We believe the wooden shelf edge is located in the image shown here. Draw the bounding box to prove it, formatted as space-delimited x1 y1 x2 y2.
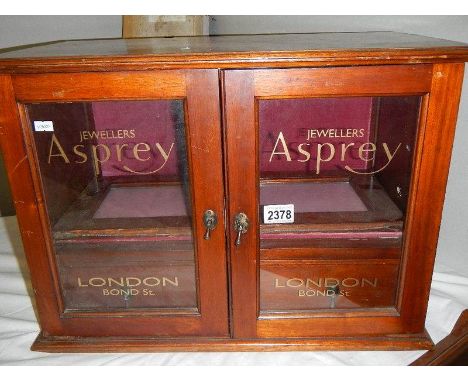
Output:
1 49 468 74
31 331 433 353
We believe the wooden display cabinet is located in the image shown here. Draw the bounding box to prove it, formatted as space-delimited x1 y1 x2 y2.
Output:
0 32 467 352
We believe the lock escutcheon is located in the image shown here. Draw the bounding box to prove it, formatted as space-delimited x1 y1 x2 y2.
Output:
233 212 249 246
203 209 218 240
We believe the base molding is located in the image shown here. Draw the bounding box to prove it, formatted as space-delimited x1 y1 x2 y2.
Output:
411 310 468 365
31 330 433 353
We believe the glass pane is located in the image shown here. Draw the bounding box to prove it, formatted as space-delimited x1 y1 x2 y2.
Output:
26 100 198 312
258 96 421 313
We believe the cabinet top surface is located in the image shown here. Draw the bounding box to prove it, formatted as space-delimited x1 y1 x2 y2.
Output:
0 32 467 72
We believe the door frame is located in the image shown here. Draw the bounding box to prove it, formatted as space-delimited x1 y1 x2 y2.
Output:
0 70 229 338
223 64 464 338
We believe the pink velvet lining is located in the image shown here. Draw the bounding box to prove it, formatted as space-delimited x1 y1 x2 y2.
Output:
260 182 367 212
93 185 189 219
94 182 365 219
90 182 398 242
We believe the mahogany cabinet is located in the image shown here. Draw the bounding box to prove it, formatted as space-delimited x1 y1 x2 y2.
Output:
0 32 467 352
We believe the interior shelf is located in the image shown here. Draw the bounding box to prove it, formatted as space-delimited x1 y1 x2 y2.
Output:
52 181 193 243
259 176 404 247
51 173 404 250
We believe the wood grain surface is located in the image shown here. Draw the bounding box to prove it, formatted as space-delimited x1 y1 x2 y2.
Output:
0 32 467 73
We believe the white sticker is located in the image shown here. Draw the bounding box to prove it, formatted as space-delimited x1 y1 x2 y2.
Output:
263 204 294 224
34 121 54 132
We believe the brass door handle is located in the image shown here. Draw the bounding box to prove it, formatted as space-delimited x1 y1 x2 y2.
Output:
203 209 218 240
233 212 249 246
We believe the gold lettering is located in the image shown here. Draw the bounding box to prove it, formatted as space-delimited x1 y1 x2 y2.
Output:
286 278 304 288
358 142 377 162
382 142 401 164
116 144 129 162
162 277 179 287
274 279 285 288
324 278 340 287
269 132 291 162
48 134 70 164
316 143 335 174
155 142 174 164
107 277 125 287
89 131 99 140
305 278 322 288
143 277 160 287
120 289 131 297
133 142 151 161
297 143 311 162
75 276 180 288
280 277 379 289
340 142 355 161
345 143 402 175
73 144 88 163
89 277 106 287
341 278 359 288
362 278 378 288
308 130 317 139
102 288 139 296
123 142 174 175
125 277 141 287
91 144 111 176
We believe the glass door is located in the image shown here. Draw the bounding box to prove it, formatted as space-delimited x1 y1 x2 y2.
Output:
258 96 419 312
17 70 228 337
224 66 433 338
